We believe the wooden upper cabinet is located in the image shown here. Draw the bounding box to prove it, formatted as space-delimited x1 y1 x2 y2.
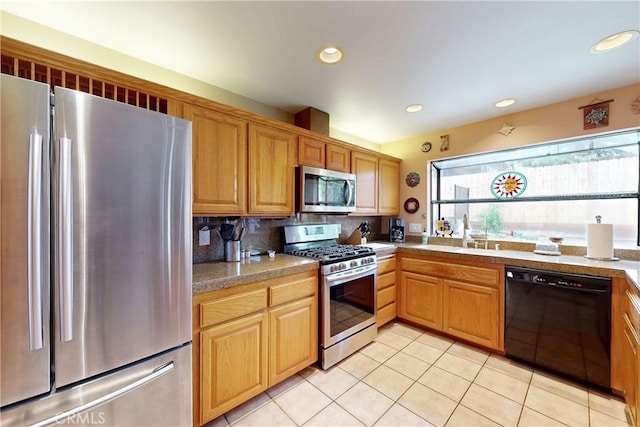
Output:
298 137 325 168
326 143 350 172
351 150 378 214
298 137 351 172
248 124 297 215
184 104 247 216
378 158 400 215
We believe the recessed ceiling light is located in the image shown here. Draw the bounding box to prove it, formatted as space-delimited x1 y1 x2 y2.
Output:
591 30 639 53
316 46 344 64
406 104 423 113
494 99 516 108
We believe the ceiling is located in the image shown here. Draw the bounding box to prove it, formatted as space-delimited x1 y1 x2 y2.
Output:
2 1 639 144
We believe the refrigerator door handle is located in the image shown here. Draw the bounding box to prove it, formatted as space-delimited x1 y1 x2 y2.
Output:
58 137 73 342
30 362 175 427
28 133 44 350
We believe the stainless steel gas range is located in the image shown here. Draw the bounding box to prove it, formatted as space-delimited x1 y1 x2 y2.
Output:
283 224 377 369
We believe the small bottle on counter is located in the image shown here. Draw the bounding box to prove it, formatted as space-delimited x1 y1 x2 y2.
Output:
421 229 429 245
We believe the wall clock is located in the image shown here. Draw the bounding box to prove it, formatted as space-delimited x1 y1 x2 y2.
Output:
420 142 432 153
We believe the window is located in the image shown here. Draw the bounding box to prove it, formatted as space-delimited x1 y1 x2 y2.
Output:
429 129 639 247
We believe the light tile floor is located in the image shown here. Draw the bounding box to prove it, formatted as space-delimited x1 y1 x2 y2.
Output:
204 322 632 427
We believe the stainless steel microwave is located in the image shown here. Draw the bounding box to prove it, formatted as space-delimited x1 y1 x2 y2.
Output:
297 166 356 213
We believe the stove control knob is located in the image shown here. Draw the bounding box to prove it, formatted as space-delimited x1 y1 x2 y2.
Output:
341 263 347 270
351 260 358 267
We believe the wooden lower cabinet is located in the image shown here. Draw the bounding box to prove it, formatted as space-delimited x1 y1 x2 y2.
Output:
443 279 500 350
398 272 442 330
623 314 638 425
200 312 268 423
194 270 318 426
397 254 504 352
268 296 317 385
376 255 396 327
621 280 640 426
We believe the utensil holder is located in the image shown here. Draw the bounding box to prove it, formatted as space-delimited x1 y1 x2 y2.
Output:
224 241 241 262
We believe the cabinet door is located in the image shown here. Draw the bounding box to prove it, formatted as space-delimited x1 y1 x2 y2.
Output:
248 124 296 215
443 280 500 350
298 136 324 168
268 296 318 386
351 151 378 214
326 143 350 172
623 315 638 424
378 158 400 215
398 272 442 330
200 312 268 424
184 104 247 215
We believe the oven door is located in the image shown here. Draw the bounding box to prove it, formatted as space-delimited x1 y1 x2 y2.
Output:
321 264 377 348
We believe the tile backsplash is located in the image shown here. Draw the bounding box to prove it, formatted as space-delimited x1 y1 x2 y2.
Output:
193 214 385 264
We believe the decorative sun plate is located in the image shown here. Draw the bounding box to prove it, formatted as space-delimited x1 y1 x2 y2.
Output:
490 171 527 199
404 197 420 213
405 172 421 187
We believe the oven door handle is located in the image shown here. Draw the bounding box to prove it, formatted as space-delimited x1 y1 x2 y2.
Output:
325 264 377 283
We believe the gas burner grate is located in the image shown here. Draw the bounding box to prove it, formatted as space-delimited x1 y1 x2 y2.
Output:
288 244 374 263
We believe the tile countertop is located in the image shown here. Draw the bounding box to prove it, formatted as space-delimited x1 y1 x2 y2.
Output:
192 254 319 295
391 242 640 291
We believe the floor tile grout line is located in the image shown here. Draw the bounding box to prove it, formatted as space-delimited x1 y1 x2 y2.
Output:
216 322 628 427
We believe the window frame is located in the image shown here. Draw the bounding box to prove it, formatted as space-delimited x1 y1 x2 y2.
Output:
429 129 640 246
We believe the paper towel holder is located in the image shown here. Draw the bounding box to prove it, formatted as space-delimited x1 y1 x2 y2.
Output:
584 215 620 261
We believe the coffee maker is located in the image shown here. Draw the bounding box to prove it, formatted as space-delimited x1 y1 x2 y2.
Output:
389 218 405 243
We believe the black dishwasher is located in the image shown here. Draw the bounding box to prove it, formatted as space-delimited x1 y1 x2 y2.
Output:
505 266 612 389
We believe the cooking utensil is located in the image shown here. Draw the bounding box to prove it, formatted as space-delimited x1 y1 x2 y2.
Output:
220 223 235 241
233 225 243 241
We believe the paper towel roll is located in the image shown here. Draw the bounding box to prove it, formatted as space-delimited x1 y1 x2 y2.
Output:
586 223 613 259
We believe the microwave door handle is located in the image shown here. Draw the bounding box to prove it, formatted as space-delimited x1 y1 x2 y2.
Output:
344 181 353 206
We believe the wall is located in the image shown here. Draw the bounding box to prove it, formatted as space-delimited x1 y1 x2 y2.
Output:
382 83 640 238
192 215 383 263
0 11 382 151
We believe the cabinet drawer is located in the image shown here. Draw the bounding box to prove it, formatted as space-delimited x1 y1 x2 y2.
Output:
269 275 317 307
377 257 396 275
377 302 396 327
377 285 396 308
378 270 395 290
401 257 498 287
200 288 267 328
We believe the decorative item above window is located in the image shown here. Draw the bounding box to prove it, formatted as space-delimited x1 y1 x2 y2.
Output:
578 98 613 130
490 171 527 199
420 141 432 152
631 95 640 114
405 172 420 187
498 123 515 136
440 134 450 151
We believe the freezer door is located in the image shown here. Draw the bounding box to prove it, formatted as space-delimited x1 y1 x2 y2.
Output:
0 345 192 427
53 87 192 387
0 75 51 407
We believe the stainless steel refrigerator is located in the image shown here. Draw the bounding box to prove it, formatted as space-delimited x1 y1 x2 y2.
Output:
1 74 193 426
